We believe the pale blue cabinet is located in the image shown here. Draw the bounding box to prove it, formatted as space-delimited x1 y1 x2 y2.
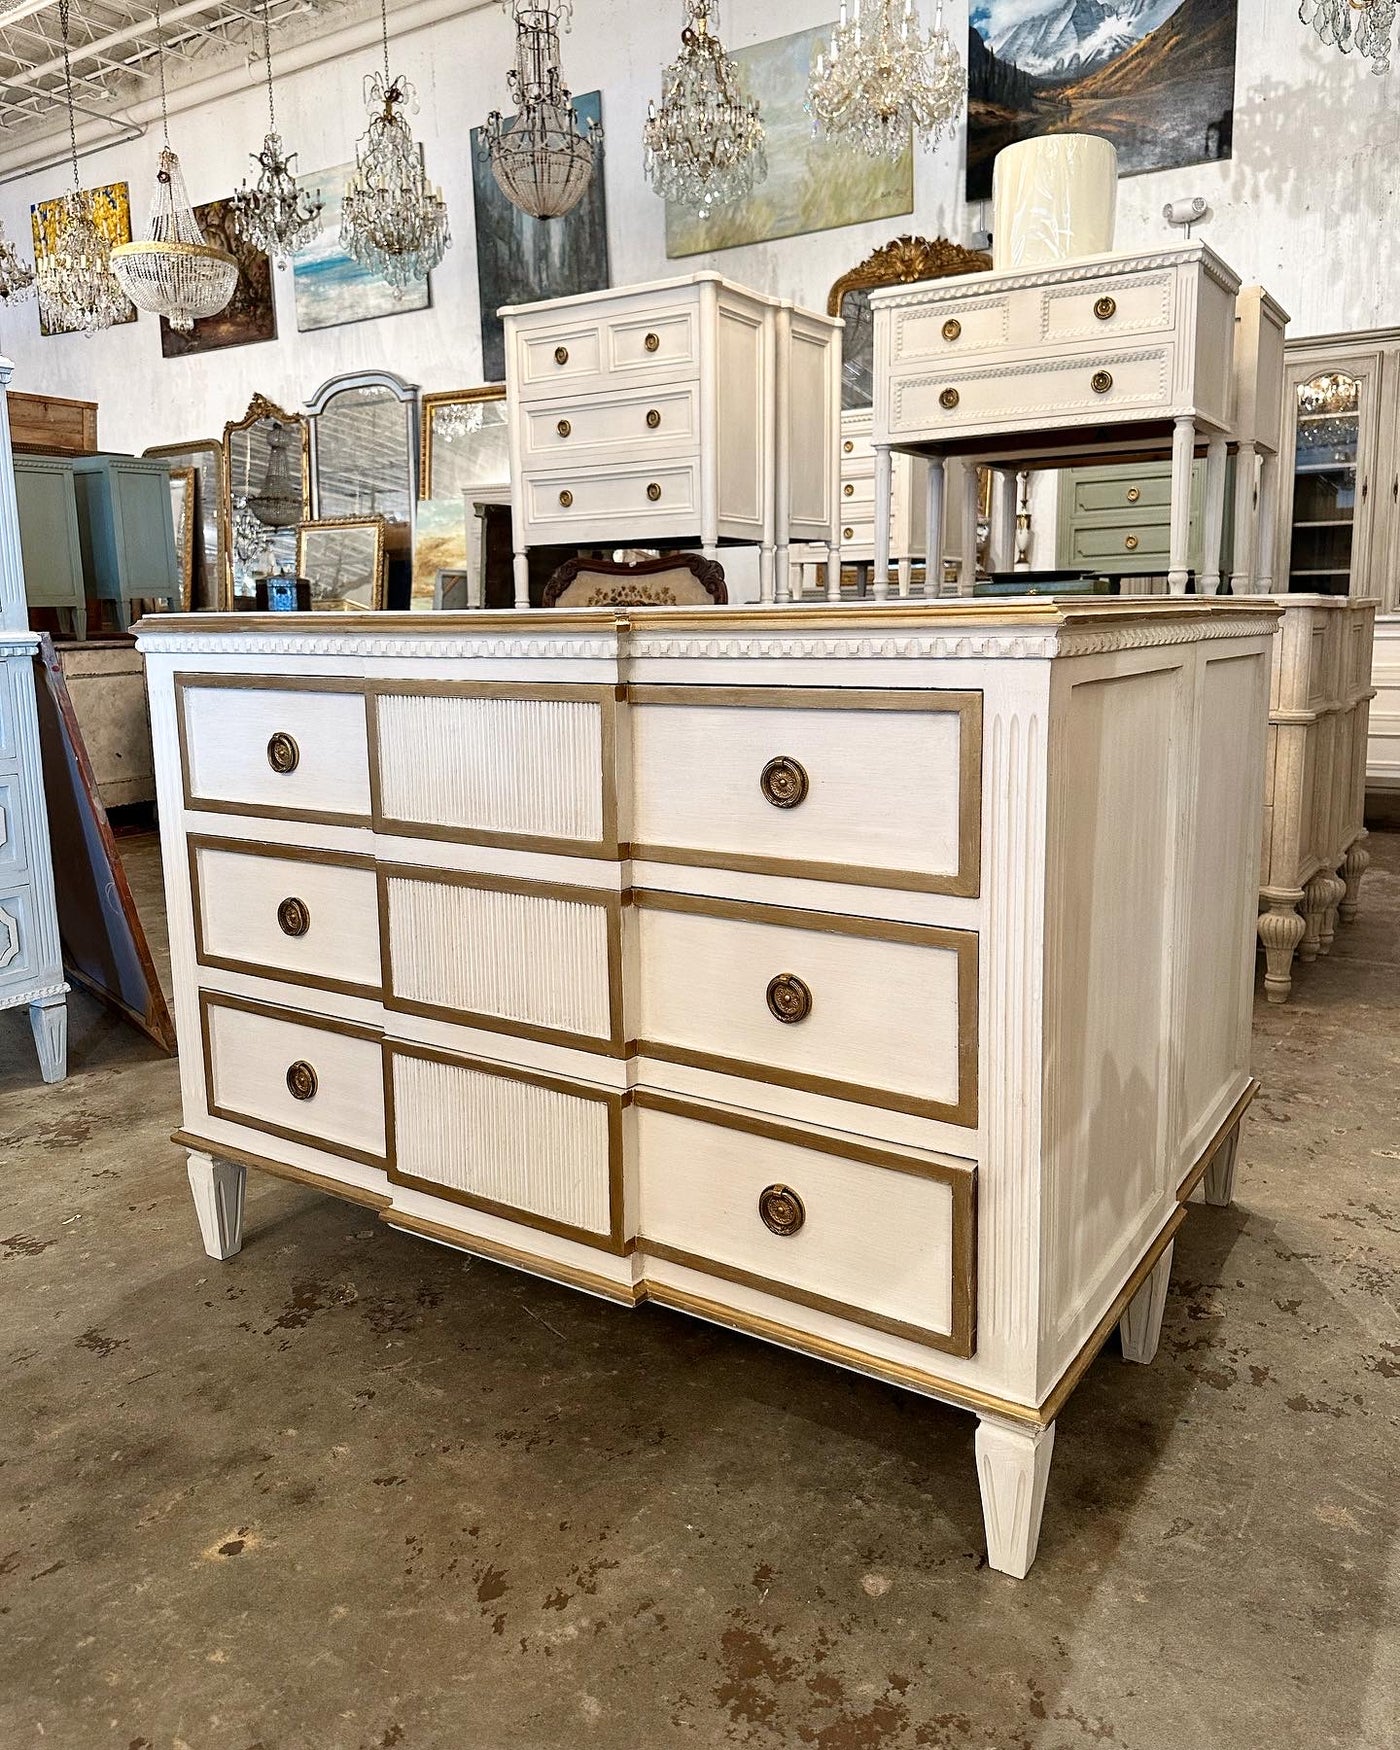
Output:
14 454 86 641
70 453 179 632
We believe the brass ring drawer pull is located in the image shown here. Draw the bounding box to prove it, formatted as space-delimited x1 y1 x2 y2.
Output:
644 331 661 352
843 482 855 497
277 896 310 938
942 318 962 341
646 408 661 429
843 439 854 454
759 1183 805 1237
759 754 808 809
939 387 960 410
266 731 299 775
286 1060 318 1101
843 527 854 540
558 489 573 507
554 344 569 365
646 482 662 501
1091 370 1113 394
557 418 571 437
766 972 812 1024
1124 534 1140 551
1094 295 1117 321
1126 486 1141 503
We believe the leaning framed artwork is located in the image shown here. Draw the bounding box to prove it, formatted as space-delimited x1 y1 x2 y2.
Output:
160 198 276 358
30 183 138 336
290 162 431 332
966 0 1239 202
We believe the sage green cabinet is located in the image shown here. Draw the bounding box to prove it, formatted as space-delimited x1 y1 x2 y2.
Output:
13 455 86 640
70 453 179 631
1057 459 1205 580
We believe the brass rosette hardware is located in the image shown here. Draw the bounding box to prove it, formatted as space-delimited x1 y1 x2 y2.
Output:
277 897 310 938
1094 295 1117 321
1091 370 1113 395
942 318 962 341
646 482 662 501
558 489 573 508
766 973 812 1024
644 331 661 352
557 418 571 437
842 527 854 541
554 345 569 365
843 439 854 454
843 482 855 497
759 755 808 809
266 731 299 775
1125 534 1140 551
286 1060 318 1101
1126 486 1141 503
759 1184 805 1237
939 387 960 410
646 408 662 429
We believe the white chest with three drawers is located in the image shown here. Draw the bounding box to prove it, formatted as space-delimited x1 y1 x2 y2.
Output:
139 598 1277 1577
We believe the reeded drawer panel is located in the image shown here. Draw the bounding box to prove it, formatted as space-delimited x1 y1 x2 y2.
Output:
515 306 699 399
200 990 386 1167
387 1042 625 1252
177 676 371 825
628 686 982 897
888 347 1174 436
372 682 617 856
889 295 1012 363
636 1092 977 1357
520 384 698 464
634 891 977 1125
1039 270 1176 344
382 864 623 1053
523 462 699 533
189 836 381 999
0 884 42 993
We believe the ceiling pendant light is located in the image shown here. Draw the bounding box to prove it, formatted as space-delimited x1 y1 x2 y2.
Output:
232 0 324 264
483 1 601 221
110 0 238 330
1300 0 1397 71
34 0 129 336
245 420 303 529
644 0 765 218
809 0 965 162
341 0 451 292
0 220 35 305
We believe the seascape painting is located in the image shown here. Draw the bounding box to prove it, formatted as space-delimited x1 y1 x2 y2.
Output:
160 197 276 358
967 0 1238 202
665 24 913 259
291 161 431 332
31 182 137 336
412 497 469 609
470 91 608 383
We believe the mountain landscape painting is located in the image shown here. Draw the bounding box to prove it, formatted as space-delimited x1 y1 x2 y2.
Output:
967 0 1237 202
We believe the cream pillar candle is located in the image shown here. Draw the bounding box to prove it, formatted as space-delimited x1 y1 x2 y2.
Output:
992 134 1118 272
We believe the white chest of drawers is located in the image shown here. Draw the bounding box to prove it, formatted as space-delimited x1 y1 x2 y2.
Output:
139 597 1278 1578
503 275 842 605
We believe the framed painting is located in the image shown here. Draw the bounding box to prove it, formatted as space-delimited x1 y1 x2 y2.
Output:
966 0 1238 203
290 162 431 332
470 91 608 382
411 498 469 610
31 183 137 336
664 25 913 258
160 197 276 358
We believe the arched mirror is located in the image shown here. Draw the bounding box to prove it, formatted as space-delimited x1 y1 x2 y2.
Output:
144 438 225 609
221 396 310 605
307 370 419 526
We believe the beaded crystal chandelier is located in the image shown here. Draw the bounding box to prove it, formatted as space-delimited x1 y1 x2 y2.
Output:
1300 0 1397 71
483 1 600 220
809 0 964 161
341 0 450 290
232 0 323 263
109 0 238 330
35 0 129 336
0 221 34 304
246 421 303 529
644 0 765 217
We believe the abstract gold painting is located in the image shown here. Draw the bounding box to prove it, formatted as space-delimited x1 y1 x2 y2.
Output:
31 182 137 336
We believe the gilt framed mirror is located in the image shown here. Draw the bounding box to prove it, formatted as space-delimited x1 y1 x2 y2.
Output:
306 370 419 528
143 439 224 609
420 386 508 501
167 466 197 611
296 515 386 611
222 396 310 608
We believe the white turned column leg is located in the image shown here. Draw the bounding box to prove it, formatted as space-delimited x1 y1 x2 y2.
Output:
1340 832 1370 924
187 1151 246 1261
773 542 791 604
960 461 980 595
1205 1125 1241 1208
1202 435 1229 593
1118 1240 1175 1365
1299 869 1345 962
873 444 893 600
1169 416 1196 593
29 994 67 1084
992 467 1016 574
975 1418 1055 1580
1255 451 1279 592
1259 898 1306 1002
926 455 947 596
1230 441 1260 594
826 546 841 602
512 550 529 609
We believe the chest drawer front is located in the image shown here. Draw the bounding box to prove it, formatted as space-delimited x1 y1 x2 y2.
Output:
1073 473 1172 515
1040 270 1176 345
523 462 699 535
200 991 386 1166
517 322 604 395
388 1043 624 1251
521 384 699 465
177 678 371 825
0 774 28 877
189 837 382 998
889 347 1174 436
629 687 982 897
373 683 615 855
635 892 976 1125
605 306 698 376
0 655 22 766
0 883 42 994
890 295 1012 363
637 1093 977 1357
383 865 621 1052
1069 523 1171 567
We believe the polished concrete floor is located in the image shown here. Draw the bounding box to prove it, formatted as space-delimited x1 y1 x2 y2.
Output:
2 831 1397 1750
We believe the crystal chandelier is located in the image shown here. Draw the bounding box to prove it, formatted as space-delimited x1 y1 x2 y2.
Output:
341 0 451 292
232 0 323 263
246 422 303 529
809 0 964 161
0 221 34 304
1300 0 1397 71
644 0 766 218
34 0 129 336
483 2 601 220
109 0 238 330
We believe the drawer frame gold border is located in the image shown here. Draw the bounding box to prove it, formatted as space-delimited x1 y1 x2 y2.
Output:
625 685 983 899
378 861 628 1056
172 1126 391 1212
632 889 978 1127
366 679 622 859
384 1038 632 1257
198 988 388 1170
633 1088 977 1359
187 833 384 1002
174 673 375 829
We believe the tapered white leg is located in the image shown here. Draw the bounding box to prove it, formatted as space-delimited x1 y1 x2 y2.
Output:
926 455 947 596
1118 1240 1174 1365
873 443 893 600
187 1150 246 1261
975 1418 1055 1580
1205 1125 1241 1208
1202 435 1229 592
1169 417 1196 593
1340 832 1370 924
29 994 67 1084
825 547 841 602
1258 897 1306 1002
512 549 529 609
773 542 791 604
896 555 912 597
